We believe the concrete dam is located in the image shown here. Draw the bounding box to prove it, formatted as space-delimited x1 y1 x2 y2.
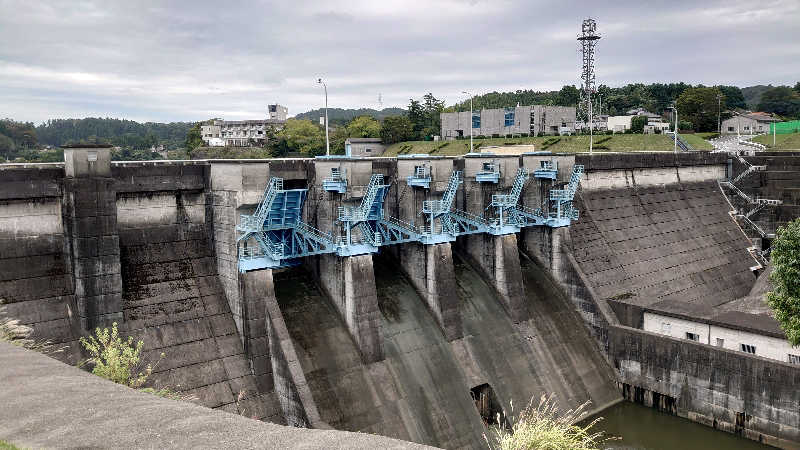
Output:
1 148 799 448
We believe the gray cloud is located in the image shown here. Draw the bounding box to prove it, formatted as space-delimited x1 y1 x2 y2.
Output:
1 0 798 123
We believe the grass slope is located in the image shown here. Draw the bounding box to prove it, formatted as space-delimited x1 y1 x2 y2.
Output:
753 133 800 150
681 134 714 150
384 134 704 156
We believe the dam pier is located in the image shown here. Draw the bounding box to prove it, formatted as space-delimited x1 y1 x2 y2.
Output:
1 147 799 448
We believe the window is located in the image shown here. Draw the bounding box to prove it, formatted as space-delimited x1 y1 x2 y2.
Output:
660 322 671 334
716 338 724 347
685 332 700 342
741 344 756 354
472 112 481 129
789 354 800 365
504 109 515 127
365 148 372 153
728 127 734 132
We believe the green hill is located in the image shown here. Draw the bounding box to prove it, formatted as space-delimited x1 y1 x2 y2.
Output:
293 107 406 125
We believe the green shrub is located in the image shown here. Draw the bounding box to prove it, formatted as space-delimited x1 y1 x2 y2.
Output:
80 322 151 388
486 395 613 450
79 323 185 400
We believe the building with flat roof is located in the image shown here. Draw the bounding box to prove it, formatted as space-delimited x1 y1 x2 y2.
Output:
721 112 780 135
345 137 386 157
440 105 576 139
201 104 288 147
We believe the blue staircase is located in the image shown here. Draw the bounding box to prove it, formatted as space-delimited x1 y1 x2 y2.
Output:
237 163 586 272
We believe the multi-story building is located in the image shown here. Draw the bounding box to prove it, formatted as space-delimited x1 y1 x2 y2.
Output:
201 104 288 147
440 105 576 139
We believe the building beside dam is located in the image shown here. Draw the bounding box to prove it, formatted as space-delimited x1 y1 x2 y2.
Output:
440 105 576 138
1 148 799 448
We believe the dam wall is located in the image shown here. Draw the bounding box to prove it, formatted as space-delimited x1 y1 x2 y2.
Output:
3 149 798 447
731 152 800 238
532 152 800 447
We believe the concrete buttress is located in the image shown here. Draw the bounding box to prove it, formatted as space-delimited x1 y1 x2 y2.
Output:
397 242 462 340
314 253 383 363
238 269 274 393
62 146 123 331
460 233 527 322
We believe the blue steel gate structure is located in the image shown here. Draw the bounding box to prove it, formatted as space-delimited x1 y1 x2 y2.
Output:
237 163 584 271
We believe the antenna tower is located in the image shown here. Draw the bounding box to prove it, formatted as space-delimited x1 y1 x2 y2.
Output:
577 18 600 153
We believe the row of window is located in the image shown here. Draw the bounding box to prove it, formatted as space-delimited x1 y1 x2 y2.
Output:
683 331 798 362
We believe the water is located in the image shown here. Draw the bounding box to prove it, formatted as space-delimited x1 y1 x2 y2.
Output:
584 401 772 449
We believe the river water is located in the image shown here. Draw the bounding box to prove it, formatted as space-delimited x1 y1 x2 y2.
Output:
585 401 771 449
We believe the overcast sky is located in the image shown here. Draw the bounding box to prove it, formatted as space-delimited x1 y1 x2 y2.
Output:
1 0 798 124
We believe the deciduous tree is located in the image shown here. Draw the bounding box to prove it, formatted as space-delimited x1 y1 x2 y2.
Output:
346 115 381 138
676 87 724 132
768 218 800 346
380 116 414 144
757 86 800 119
277 119 325 156
184 123 204 151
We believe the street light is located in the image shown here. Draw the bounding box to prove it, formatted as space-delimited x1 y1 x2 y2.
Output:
669 106 678 153
462 91 473 153
317 78 330 156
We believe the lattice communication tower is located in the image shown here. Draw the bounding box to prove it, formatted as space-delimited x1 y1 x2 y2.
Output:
577 19 600 120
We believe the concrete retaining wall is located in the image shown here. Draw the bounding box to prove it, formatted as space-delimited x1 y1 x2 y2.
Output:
538 157 800 447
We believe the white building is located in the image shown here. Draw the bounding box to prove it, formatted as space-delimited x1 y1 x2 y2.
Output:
200 104 288 147
607 115 635 132
642 300 798 365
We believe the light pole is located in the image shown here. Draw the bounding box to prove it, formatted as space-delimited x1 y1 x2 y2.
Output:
669 106 678 153
317 78 330 156
589 94 594 155
462 91 473 153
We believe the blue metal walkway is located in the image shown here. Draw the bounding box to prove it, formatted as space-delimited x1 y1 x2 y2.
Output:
237 164 585 271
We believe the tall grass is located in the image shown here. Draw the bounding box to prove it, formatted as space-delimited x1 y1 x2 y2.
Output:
485 395 614 450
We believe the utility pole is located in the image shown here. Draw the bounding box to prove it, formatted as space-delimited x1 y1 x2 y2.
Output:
717 93 722 134
462 91 473 153
317 78 330 156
